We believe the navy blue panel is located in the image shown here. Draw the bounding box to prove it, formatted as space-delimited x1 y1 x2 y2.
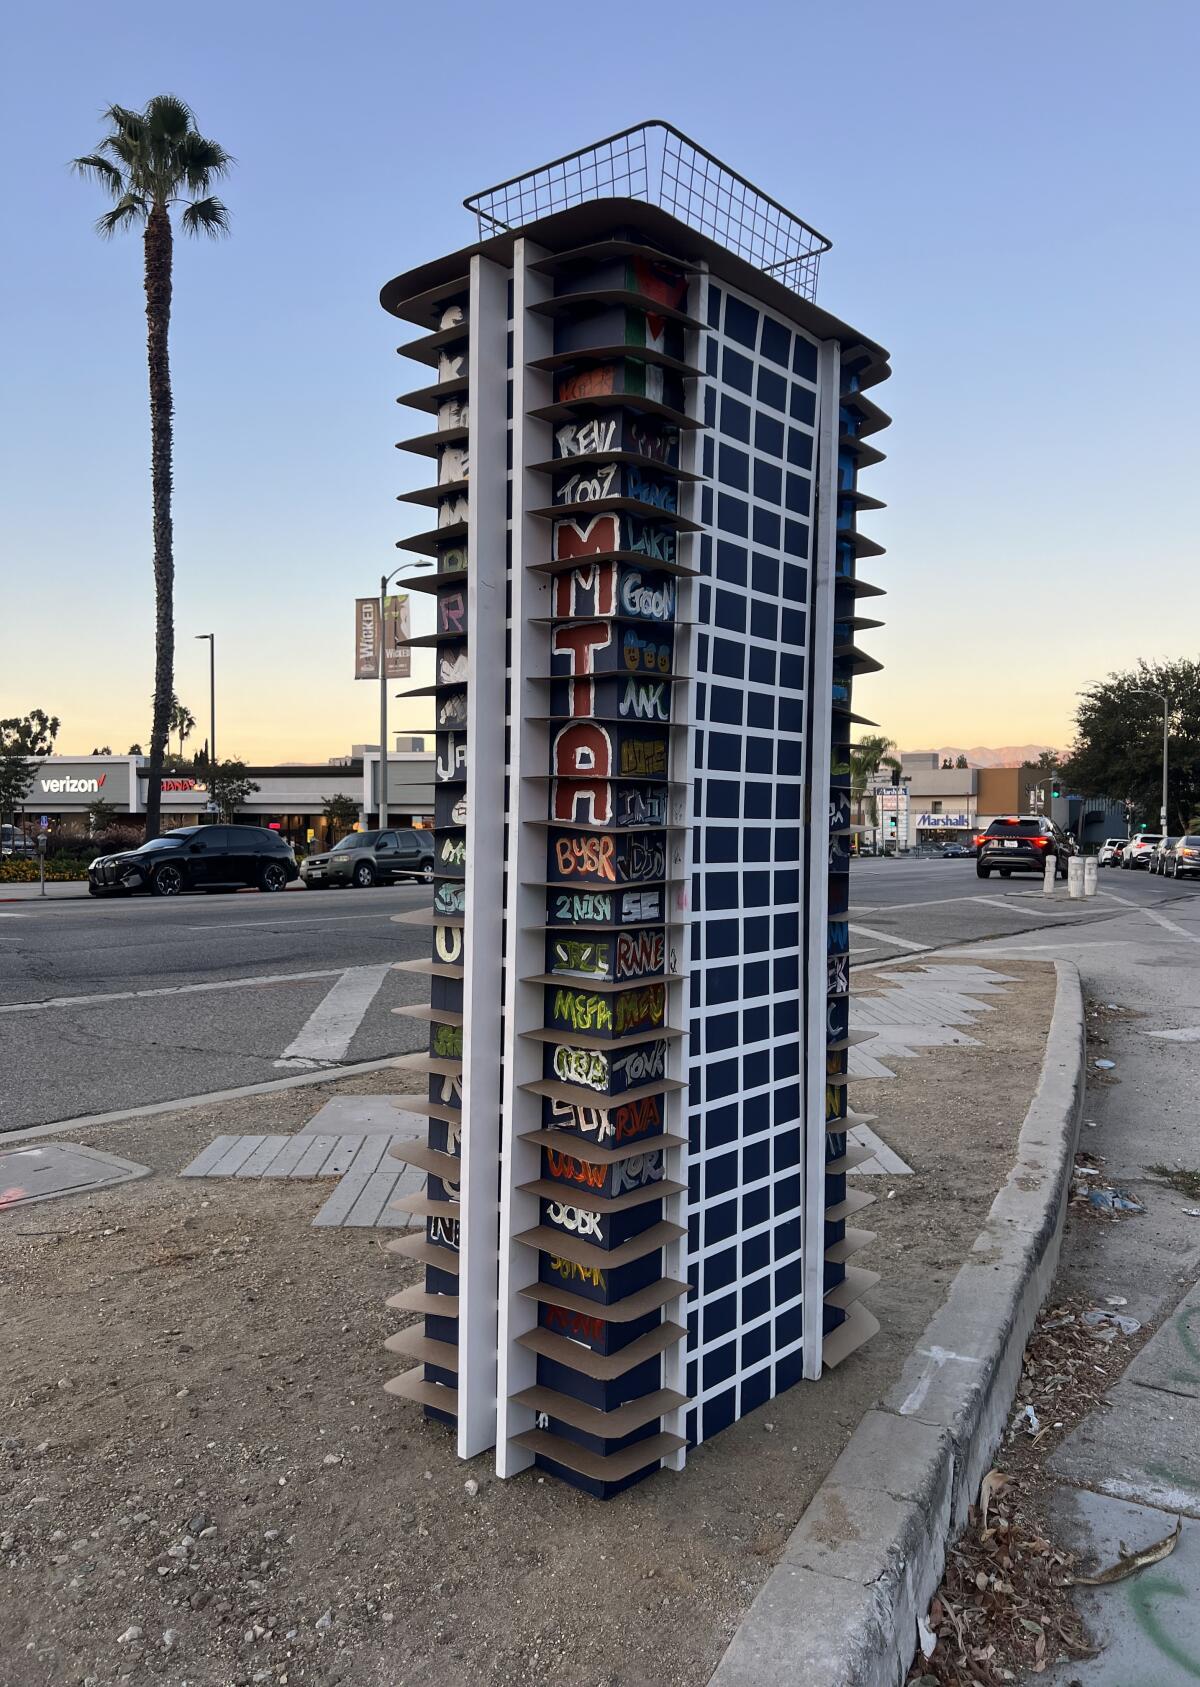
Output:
701 485 714 526
773 911 800 947
740 1347 772 1398
773 869 800 903
707 1011 739 1053
775 1347 805 1392
787 428 813 470
773 1039 800 1080
754 459 783 504
705 1289 739 1341
705 336 718 376
716 541 747 586
788 384 816 426
707 284 722 328
702 1390 736 1440
748 646 777 685
742 1004 770 1042
752 553 780 595
784 520 810 560
785 473 812 516
774 1304 804 1350
705 1102 740 1150
742 958 769 997
743 870 771 906
743 1139 770 1184
792 336 818 379
756 365 787 413
743 827 771 863
705 1150 738 1197
720 393 750 441
704 780 739 819
742 1048 770 1089
705 1244 738 1293
742 1186 770 1229
706 918 740 959
783 562 808 603
747 683 775 724
718 443 749 491
703 1338 738 1389
773 1127 802 1172
760 315 791 368
704 826 738 864
704 384 716 427
703 435 715 478
774 780 802 818
741 1273 771 1322
709 683 744 725
715 588 747 633
742 1230 770 1275
755 412 785 456
713 638 745 680
744 784 771 821
752 506 781 548
721 346 754 395
745 735 773 775
723 294 759 350
706 1056 740 1101
718 492 748 536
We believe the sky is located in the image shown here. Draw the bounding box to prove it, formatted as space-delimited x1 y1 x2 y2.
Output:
2 0 1198 764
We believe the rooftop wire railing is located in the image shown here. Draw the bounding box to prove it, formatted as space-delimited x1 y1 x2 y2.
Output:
464 121 831 303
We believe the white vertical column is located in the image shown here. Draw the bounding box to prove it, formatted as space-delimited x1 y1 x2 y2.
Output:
495 239 553 1478
801 335 842 1382
457 254 509 1460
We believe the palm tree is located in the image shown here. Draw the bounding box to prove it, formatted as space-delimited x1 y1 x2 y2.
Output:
73 96 231 839
850 734 901 847
168 696 197 761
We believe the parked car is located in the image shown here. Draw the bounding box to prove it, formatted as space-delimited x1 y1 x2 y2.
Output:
300 828 434 889
1120 834 1163 870
974 816 1075 880
941 842 972 858
1163 835 1200 880
1149 837 1180 875
88 824 298 897
1097 837 1127 867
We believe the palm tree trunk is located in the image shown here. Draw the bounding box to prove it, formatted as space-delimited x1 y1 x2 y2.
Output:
143 204 175 841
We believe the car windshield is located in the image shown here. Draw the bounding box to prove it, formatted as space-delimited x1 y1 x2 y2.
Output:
331 833 374 854
1136 836 1162 846
986 820 1045 837
137 833 196 852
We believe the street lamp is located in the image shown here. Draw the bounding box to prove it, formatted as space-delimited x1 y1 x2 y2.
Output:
194 635 215 812
1129 689 1170 834
378 562 431 827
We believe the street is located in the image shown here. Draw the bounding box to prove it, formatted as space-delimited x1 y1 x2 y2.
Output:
0 885 432 1132
848 855 1199 964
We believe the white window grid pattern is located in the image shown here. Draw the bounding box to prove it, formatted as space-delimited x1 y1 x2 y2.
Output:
684 280 823 1442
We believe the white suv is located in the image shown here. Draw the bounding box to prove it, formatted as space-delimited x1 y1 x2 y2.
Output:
1121 834 1163 870
1097 838 1127 867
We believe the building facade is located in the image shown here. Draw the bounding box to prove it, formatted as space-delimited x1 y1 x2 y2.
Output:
22 752 435 845
380 124 890 1496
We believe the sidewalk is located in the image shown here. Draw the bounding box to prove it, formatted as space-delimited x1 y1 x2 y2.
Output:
0 877 308 901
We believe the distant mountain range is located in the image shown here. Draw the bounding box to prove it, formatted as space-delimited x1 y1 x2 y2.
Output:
905 745 1060 769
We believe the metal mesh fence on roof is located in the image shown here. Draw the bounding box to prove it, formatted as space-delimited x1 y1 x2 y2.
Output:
464 122 830 303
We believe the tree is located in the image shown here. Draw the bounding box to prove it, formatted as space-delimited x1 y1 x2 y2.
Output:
88 797 119 834
321 792 359 842
1034 750 1060 773
207 759 259 821
73 97 232 842
91 745 113 756
0 710 60 823
955 754 969 769
941 757 953 769
1058 658 1200 832
167 695 196 760
128 743 144 755
849 734 901 839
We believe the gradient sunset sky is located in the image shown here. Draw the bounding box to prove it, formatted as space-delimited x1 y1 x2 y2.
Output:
3 0 1197 763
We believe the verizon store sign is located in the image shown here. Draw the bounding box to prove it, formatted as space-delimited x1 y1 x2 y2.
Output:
32 760 134 808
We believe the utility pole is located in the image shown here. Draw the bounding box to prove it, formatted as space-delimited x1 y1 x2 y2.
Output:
1130 689 1170 834
195 633 215 824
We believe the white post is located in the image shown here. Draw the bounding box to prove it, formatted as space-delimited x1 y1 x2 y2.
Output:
1083 856 1098 898
1068 856 1084 899
1042 856 1056 896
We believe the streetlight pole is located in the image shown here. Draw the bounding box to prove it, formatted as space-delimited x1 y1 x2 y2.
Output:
1130 690 1170 834
195 635 215 821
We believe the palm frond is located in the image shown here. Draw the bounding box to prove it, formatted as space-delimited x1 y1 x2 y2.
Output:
177 130 233 193
146 93 195 144
100 103 147 147
180 195 230 238
96 193 148 237
71 154 127 199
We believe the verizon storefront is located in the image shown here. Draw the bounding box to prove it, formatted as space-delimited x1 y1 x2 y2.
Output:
26 754 435 845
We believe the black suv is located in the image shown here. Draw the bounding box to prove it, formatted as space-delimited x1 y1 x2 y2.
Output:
300 828 434 889
975 816 1074 880
89 825 299 897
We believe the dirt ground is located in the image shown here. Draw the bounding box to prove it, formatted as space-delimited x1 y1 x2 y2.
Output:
0 962 1056 1687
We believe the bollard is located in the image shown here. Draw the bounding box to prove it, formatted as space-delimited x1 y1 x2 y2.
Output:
1043 856 1056 895
1083 856 1098 898
1068 855 1084 899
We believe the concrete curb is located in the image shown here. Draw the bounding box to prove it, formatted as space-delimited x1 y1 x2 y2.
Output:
710 959 1086 1687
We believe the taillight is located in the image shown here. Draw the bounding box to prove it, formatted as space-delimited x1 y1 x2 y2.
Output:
973 835 986 848
1031 838 1051 848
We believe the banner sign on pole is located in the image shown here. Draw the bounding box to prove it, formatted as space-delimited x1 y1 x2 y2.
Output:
354 597 379 680
355 595 411 679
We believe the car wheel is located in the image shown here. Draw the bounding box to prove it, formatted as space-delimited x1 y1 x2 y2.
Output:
260 861 288 893
88 883 102 897
421 860 434 884
976 865 991 879
152 864 184 897
353 861 376 889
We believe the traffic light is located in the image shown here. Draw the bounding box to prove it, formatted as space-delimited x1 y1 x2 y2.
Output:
890 767 900 787
1139 822 1148 832
1051 783 1061 799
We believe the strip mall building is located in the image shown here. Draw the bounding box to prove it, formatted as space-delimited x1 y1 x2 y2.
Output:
25 750 435 845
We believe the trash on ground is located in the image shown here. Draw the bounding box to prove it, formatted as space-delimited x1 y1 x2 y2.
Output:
1083 1307 1141 1337
1087 1188 1144 1214
979 1467 1009 1527
1103 1295 1128 1307
916 1611 937 1659
1185 1209 1200 1218
1070 1518 1182 1587
1016 1403 1041 1435
1094 1059 1116 1070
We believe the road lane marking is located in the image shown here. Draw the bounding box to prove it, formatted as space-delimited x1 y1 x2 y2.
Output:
1147 1028 1200 1042
0 1056 411 1145
181 914 406 931
1144 911 1200 945
847 923 930 952
274 963 393 1068
0 967 347 1014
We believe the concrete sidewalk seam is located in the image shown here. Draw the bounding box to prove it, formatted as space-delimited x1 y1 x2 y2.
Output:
709 959 1085 1687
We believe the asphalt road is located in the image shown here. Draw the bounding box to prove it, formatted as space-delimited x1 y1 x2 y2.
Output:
848 856 1200 965
0 884 434 1132
2 860 1196 1136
